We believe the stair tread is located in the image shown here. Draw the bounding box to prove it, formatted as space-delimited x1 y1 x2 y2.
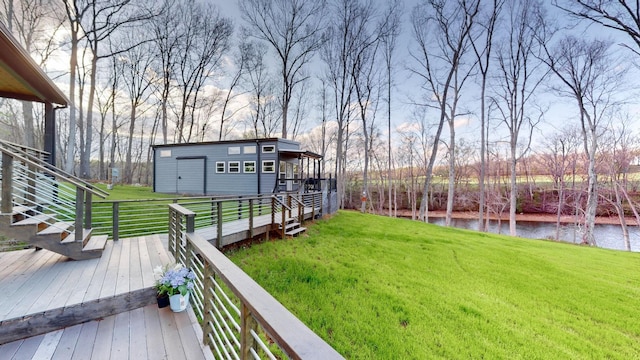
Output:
83 234 108 251
12 213 53 226
61 228 92 244
286 227 306 236
285 222 301 230
37 221 73 235
11 205 31 215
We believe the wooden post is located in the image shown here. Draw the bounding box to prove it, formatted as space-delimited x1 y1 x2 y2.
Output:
168 207 175 256
202 262 216 349
216 202 223 249
249 199 254 238
240 303 258 360
1 153 13 213
26 163 36 204
84 192 92 229
75 189 84 241
112 202 120 241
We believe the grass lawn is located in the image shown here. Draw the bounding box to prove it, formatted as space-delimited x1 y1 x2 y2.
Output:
92 183 176 200
228 210 640 359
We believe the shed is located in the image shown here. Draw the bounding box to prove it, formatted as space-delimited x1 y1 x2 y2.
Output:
152 138 323 196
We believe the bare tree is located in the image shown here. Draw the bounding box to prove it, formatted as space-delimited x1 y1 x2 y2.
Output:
218 43 250 140
470 0 502 230
119 34 154 184
173 2 232 143
240 0 327 139
491 0 547 236
152 0 180 144
321 0 367 209
381 0 403 217
62 0 156 177
409 0 480 223
539 35 626 245
554 0 640 57
537 126 580 240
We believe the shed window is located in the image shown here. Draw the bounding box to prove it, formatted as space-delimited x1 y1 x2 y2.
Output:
160 150 171 158
229 161 240 173
262 145 275 153
228 146 241 155
216 161 225 173
244 161 256 173
262 160 275 173
244 145 256 154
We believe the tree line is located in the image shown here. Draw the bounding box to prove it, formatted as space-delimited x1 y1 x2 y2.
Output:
1 0 639 247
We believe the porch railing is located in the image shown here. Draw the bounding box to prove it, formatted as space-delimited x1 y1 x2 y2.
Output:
94 192 325 243
168 203 343 360
0 140 108 240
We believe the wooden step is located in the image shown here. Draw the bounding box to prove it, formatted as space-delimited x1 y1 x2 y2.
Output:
83 234 108 252
284 222 301 231
285 227 306 236
61 228 92 246
37 221 72 236
12 213 53 226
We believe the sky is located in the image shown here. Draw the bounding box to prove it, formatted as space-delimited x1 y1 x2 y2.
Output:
214 0 640 159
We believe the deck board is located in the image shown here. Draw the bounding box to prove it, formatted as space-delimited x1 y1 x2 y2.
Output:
82 239 114 303
98 237 122 299
7 333 44 360
70 321 98 360
114 238 131 295
50 323 82 360
0 250 56 311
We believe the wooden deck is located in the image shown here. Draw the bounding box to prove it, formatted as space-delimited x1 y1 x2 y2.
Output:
0 304 213 360
195 207 319 246
0 235 213 359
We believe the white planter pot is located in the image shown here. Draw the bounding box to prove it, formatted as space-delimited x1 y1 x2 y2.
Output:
169 292 190 312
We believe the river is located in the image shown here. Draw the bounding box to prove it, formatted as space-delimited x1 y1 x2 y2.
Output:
426 217 640 252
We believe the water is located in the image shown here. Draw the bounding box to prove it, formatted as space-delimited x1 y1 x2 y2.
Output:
426 217 640 252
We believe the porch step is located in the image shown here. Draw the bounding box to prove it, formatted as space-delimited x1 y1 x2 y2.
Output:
1 210 106 260
37 221 72 237
281 218 307 237
83 234 108 252
12 213 53 226
285 226 307 237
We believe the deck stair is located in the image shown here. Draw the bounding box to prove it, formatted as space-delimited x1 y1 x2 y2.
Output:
0 141 109 260
282 217 307 237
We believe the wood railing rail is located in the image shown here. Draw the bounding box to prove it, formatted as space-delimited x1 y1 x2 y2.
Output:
168 203 343 360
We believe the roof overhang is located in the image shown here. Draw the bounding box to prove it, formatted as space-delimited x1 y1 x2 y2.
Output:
279 148 323 159
0 22 68 106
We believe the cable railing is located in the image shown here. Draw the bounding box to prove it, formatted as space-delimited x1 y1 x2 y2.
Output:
0 141 107 241
168 203 343 360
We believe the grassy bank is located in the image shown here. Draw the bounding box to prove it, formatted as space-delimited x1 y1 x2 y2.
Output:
228 211 640 359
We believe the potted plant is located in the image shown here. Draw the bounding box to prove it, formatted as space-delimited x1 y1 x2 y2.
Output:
154 263 196 312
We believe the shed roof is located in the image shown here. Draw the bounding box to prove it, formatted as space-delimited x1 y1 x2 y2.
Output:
279 148 322 159
0 22 68 105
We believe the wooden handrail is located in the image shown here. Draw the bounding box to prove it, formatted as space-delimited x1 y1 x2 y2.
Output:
270 194 292 212
167 202 343 360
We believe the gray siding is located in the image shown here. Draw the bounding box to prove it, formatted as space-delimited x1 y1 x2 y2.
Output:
153 139 298 195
